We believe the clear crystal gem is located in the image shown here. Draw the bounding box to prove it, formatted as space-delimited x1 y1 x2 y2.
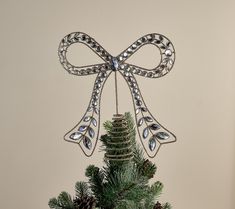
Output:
138 118 143 127
149 137 156 151
136 100 142 106
111 57 119 71
78 125 87 132
88 127 95 138
123 52 128 57
91 118 97 127
83 116 91 122
70 132 83 140
155 132 170 140
145 116 153 122
83 137 92 150
165 49 172 57
132 44 137 49
143 127 149 139
149 123 160 131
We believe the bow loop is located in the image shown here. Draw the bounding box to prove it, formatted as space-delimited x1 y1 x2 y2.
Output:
58 32 113 76
117 33 175 78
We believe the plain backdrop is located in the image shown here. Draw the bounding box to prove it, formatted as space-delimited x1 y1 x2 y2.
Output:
0 1 234 209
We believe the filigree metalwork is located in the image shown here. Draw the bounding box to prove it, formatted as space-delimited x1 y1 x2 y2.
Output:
58 32 176 157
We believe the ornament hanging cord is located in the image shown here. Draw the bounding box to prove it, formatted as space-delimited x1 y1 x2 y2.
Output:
114 70 119 114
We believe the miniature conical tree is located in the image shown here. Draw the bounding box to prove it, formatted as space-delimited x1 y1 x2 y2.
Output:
49 113 172 209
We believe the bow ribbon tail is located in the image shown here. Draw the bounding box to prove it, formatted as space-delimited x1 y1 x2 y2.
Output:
120 70 176 158
64 69 112 156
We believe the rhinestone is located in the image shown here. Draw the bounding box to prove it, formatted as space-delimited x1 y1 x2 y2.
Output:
143 127 149 139
136 108 140 114
123 52 128 57
147 35 153 42
136 100 142 106
147 72 153 77
91 42 96 48
145 116 153 122
127 48 132 53
83 137 92 150
111 57 119 71
141 37 147 42
70 132 83 140
141 107 147 112
135 69 140 74
120 65 125 69
132 44 137 49
165 49 172 57
135 95 140 100
133 88 139 94
81 35 86 41
78 125 87 132
168 59 173 65
93 101 97 106
83 116 91 122
138 118 143 127
155 132 170 140
88 127 95 138
91 118 97 127
119 56 123 61
141 71 147 76
94 108 99 114
86 38 91 44
98 77 104 82
101 72 107 78
149 123 161 131
137 40 142 45
125 72 130 77
96 83 101 89
149 137 156 151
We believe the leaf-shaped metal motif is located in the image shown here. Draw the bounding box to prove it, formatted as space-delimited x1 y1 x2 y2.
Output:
149 137 156 151
145 116 153 122
155 132 170 140
78 125 87 132
88 127 95 138
91 118 97 127
143 127 149 139
69 132 83 140
83 136 92 150
149 123 160 131
138 118 143 127
83 116 91 122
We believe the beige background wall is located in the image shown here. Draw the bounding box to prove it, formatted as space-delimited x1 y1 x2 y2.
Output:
0 0 234 209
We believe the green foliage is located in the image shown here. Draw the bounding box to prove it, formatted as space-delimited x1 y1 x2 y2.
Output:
48 192 74 209
75 181 90 199
49 112 172 209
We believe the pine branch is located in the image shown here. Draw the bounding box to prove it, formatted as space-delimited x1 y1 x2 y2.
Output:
162 202 172 209
75 181 90 199
48 192 74 209
85 165 104 204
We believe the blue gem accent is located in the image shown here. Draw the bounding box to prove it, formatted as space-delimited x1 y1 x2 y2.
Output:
111 57 119 71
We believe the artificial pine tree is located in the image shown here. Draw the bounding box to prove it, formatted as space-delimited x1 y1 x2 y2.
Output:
49 113 171 209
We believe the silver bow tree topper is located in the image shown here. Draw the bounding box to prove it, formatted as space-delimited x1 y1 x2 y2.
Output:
58 32 176 158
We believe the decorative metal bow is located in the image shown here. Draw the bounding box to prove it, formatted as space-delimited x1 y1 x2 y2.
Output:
58 32 176 158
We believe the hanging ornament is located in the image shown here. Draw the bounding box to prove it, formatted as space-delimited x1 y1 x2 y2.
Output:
58 32 176 157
